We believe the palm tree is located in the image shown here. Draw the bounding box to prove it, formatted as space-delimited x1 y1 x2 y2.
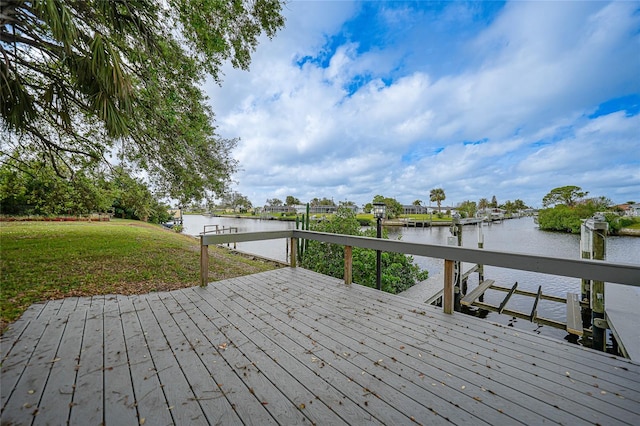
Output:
430 188 446 213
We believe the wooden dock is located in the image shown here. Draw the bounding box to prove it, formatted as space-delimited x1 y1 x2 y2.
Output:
2 268 639 425
606 283 640 362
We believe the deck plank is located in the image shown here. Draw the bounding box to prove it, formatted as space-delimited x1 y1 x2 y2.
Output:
150 290 243 425
171 288 280 425
2 268 639 425
68 295 105 425
460 279 495 306
286 269 640 408
566 292 583 336
33 303 87 425
1 300 58 415
103 296 139 425
135 293 207 425
234 272 598 425
179 286 316 425
200 283 385 425
119 295 173 426
1 299 69 423
222 275 486 425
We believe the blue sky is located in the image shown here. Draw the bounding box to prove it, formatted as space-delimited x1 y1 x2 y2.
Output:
206 0 640 208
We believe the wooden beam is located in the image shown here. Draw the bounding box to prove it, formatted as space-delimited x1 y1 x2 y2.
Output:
200 239 208 287
489 284 566 303
461 280 495 306
529 286 542 321
444 260 454 314
473 301 567 330
344 246 352 285
566 292 583 336
498 282 518 314
461 264 479 281
290 237 297 267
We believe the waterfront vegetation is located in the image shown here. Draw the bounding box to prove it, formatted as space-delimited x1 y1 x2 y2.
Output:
0 220 279 332
536 186 638 235
300 208 429 294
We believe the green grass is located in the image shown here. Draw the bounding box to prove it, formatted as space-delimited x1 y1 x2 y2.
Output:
0 219 279 331
623 217 640 230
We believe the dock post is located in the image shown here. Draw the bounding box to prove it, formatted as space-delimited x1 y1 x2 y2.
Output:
290 237 297 267
587 215 608 351
580 221 592 328
344 246 352 285
200 236 209 287
449 215 462 311
477 223 485 301
444 259 455 314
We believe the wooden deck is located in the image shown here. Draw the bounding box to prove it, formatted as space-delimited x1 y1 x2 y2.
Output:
2 268 639 425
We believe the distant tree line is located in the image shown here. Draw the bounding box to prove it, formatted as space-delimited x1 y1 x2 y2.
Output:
0 161 171 223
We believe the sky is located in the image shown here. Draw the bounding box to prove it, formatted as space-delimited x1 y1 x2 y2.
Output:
205 0 640 209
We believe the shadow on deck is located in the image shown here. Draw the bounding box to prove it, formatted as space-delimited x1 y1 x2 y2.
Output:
2 268 639 425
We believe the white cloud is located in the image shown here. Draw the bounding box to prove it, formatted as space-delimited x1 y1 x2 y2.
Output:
205 1 640 208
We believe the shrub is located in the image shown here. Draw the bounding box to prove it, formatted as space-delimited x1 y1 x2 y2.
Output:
300 207 427 294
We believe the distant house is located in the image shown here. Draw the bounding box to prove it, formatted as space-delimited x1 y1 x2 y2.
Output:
627 204 640 217
403 205 429 215
263 205 296 214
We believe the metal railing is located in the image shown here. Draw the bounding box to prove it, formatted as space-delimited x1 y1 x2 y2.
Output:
200 229 640 314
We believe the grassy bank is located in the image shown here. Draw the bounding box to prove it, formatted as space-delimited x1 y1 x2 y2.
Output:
0 220 280 332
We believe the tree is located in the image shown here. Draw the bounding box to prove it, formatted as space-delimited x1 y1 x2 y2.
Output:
501 200 516 215
490 195 498 208
542 186 588 208
429 188 446 212
478 198 489 210
1 0 285 202
457 200 477 218
266 198 283 206
372 195 403 219
221 191 252 212
513 199 528 211
285 195 301 206
413 200 422 206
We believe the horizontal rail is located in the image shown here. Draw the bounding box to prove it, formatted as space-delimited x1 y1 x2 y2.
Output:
200 229 640 287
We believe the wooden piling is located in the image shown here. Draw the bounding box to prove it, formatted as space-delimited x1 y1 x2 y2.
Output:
589 217 608 351
449 216 463 311
344 245 352 285
477 223 485 301
444 259 455 314
200 237 209 287
290 237 297 267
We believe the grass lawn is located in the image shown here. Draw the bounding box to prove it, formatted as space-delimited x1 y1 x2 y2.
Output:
0 219 280 332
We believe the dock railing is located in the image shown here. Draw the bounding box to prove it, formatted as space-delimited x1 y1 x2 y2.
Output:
200 229 640 315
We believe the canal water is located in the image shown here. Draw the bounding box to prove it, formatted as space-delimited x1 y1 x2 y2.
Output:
183 215 639 340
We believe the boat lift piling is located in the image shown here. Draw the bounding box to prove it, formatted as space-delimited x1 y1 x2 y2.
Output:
580 215 608 351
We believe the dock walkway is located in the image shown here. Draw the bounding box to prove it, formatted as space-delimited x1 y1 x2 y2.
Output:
2 268 639 425
606 283 640 362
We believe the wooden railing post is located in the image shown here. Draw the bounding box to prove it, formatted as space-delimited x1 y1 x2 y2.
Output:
344 246 352 285
444 259 455 314
290 237 297 267
588 216 608 351
200 236 209 287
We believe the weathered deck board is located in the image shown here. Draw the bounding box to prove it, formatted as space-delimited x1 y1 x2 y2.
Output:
2 267 639 425
606 283 640 362
238 270 639 423
269 270 640 421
